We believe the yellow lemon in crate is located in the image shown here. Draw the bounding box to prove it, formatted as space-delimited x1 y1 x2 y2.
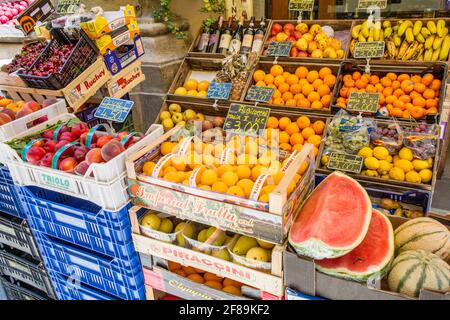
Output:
394 159 414 173
364 157 380 170
389 167 405 181
358 147 373 158
398 147 414 161
419 169 433 183
377 160 393 175
373 146 389 160
405 171 422 183
412 159 429 171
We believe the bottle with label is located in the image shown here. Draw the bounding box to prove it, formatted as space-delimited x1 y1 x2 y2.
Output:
241 16 255 53
197 23 211 52
207 16 223 53
229 16 244 54
218 17 233 54
251 17 266 53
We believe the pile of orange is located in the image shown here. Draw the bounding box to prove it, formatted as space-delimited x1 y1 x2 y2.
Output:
336 71 441 119
167 261 243 296
174 78 210 98
266 115 325 156
252 65 336 109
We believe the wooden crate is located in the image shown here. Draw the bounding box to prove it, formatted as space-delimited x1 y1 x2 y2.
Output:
126 124 316 244
188 19 272 59
0 84 62 104
242 60 338 115
316 119 441 192
130 207 285 298
259 19 352 64
331 60 449 123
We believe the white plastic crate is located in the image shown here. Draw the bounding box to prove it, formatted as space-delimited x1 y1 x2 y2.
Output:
0 113 164 211
0 99 67 141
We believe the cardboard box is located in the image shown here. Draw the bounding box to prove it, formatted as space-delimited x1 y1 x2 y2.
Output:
95 21 140 55
104 35 144 75
106 60 145 98
283 216 450 300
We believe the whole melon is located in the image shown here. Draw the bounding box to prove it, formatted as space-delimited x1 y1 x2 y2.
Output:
388 249 450 298
394 217 450 260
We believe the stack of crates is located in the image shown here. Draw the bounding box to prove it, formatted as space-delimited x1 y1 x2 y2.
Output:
0 166 56 300
18 186 146 300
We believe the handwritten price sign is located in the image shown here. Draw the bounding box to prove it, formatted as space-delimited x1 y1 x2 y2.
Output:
267 42 292 57
95 97 134 123
56 0 81 14
245 86 275 103
358 0 387 9
224 103 271 137
206 82 232 100
327 152 364 174
289 0 314 11
347 92 380 113
354 41 385 59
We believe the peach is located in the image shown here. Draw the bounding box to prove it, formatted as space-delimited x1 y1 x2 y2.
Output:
42 129 54 140
117 131 129 140
42 98 58 107
24 101 41 112
1 109 15 120
59 131 77 142
59 157 78 173
101 140 125 162
80 132 97 146
25 146 46 163
43 140 57 153
85 148 104 164
40 153 54 167
54 140 75 158
0 112 12 125
74 161 90 176
16 106 33 119
96 135 114 148
70 123 89 138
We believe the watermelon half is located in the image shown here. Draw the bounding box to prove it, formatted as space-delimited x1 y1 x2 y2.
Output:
315 209 395 281
289 172 372 259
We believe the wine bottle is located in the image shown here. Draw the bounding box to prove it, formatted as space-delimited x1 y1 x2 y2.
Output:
207 16 223 53
251 17 266 53
241 16 255 53
197 23 210 53
218 17 233 54
229 16 244 54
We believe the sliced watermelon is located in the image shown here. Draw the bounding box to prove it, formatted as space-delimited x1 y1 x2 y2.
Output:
289 172 372 259
316 209 394 281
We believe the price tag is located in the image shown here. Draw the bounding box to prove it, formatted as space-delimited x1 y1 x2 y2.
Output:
224 103 271 137
206 82 232 100
354 41 385 59
56 0 81 14
267 42 292 57
17 0 55 35
358 0 387 9
245 86 275 103
289 0 314 11
327 152 364 174
94 97 134 123
347 92 380 113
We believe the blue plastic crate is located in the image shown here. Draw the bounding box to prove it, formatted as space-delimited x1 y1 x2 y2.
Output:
34 232 145 300
18 186 134 259
0 275 49 300
0 166 25 219
49 271 119 300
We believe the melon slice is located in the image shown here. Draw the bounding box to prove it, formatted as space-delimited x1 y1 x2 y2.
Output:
315 209 395 281
289 172 372 259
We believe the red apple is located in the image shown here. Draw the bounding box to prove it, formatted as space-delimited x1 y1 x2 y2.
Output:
271 23 282 36
283 23 295 36
297 51 309 57
293 30 302 40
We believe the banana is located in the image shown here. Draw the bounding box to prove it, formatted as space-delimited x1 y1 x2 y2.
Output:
352 25 362 39
410 44 424 60
374 29 381 41
416 34 425 43
437 19 446 37
439 35 450 61
383 21 391 29
433 36 444 50
384 27 393 39
397 40 409 59
421 27 431 38
361 21 370 38
358 34 367 42
424 48 433 61
431 48 440 61
413 21 422 36
393 25 399 32
443 27 449 37
368 36 374 42
393 34 402 47
386 39 398 58
403 41 419 60
369 28 374 39
405 28 414 43
418 53 424 61
398 21 411 37
427 21 437 34
425 35 435 49
349 39 357 55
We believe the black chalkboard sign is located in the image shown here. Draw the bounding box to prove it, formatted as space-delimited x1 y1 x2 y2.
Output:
327 152 364 174
347 92 380 113
17 0 55 35
224 103 271 137
267 42 292 57
354 41 385 59
289 0 314 11
358 0 387 9
245 86 275 103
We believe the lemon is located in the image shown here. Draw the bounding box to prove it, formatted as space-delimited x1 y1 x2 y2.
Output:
358 147 373 158
373 146 389 160
377 160 393 175
394 159 413 173
364 157 380 170
427 158 433 168
393 155 400 163
385 155 393 163
366 170 379 177
419 169 432 183
321 155 329 166
174 87 187 95
360 170 367 176
412 159 429 171
398 147 413 161
405 171 422 183
381 174 390 179
389 167 405 181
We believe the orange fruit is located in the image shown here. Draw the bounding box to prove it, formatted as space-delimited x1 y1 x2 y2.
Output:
279 143 292 151
312 79 324 90
295 66 309 79
272 89 282 99
267 116 279 129
412 97 426 108
204 272 223 282
182 266 197 275
286 74 299 85
306 70 319 83
366 84 376 93
307 91 320 102
227 185 245 197
256 80 266 86
282 91 294 101
319 67 332 79
188 274 205 284
296 116 311 129
430 79 441 91
279 131 290 144
307 134 322 147
390 107 403 117
278 82 290 94
401 80 414 93
297 98 311 108
423 89 435 99
270 65 284 76
397 74 410 82
263 74 275 85
399 95 411 104
402 110 411 119
302 127 315 139
221 171 239 187
222 285 241 296
324 74 336 87
285 99 297 107
344 79 355 88
409 107 424 119
274 75 286 87
290 83 302 94
421 73 434 86
212 181 229 193
253 70 266 82
223 279 243 288
174 269 187 277
340 87 349 98
352 71 362 80
184 79 198 91
425 107 438 115
198 81 210 92
168 261 182 272
386 95 397 104
383 87 393 97
425 99 438 109
355 79 368 89
205 281 223 290
290 133 304 145
411 75 422 83
321 95 331 108
236 179 254 198
393 100 405 110
386 72 397 81
369 75 380 85
317 84 330 96
292 144 303 152
285 123 300 135
302 84 315 96
273 98 284 105
312 120 325 134
394 88 405 97
278 117 291 130
311 101 323 109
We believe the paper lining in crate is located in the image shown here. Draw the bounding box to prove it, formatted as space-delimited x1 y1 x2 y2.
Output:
0 113 164 211
0 99 67 143
130 208 285 298
126 125 316 244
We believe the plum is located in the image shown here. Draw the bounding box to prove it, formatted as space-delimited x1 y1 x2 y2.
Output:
59 157 78 173
101 140 125 162
59 131 77 142
1 109 15 120
42 129 54 140
26 146 46 163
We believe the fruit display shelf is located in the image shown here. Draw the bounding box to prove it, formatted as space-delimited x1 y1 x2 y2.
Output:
129 207 285 298
284 215 450 301
126 124 316 244
316 118 441 192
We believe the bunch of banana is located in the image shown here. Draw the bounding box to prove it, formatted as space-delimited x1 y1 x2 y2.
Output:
350 20 387 56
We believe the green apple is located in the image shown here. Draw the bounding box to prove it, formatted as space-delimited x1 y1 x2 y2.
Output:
172 112 183 124
196 113 205 121
159 111 171 121
159 218 174 233
183 109 197 121
162 118 174 130
140 213 161 230
168 103 181 114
